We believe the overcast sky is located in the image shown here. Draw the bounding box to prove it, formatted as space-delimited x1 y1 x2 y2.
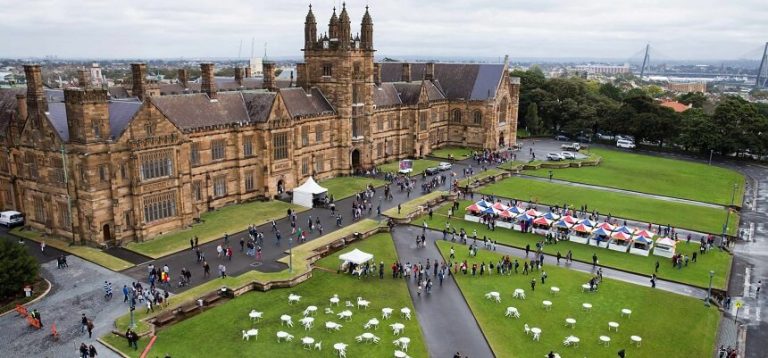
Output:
1 0 766 61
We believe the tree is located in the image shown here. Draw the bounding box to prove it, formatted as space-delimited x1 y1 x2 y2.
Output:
678 92 708 108
525 103 541 134
0 240 39 300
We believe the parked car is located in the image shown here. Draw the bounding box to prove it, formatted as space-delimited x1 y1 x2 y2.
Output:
616 139 636 149
0 211 24 227
560 142 581 151
576 134 592 143
554 134 570 141
547 152 564 161
425 167 440 175
437 162 452 171
561 152 576 160
596 132 615 141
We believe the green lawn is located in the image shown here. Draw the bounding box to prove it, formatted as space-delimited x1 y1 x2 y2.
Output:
126 200 305 258
457 168 506 187
320 176 387 200
481 177 739 236
379 159 441 176
10 228 134 271
429 147 474 160
524 148 745 206
421 200 732 289
383 191 448 219
106 233 427 358
437 241 719 358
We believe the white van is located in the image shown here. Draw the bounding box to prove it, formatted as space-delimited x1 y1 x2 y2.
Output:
0 211 24 227
616 139 636 149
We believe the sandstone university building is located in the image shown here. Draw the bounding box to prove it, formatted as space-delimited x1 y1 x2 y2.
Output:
0 5 519 245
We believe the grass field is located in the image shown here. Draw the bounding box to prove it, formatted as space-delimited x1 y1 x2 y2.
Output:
320 176 387 200
383 191 448 219
457 168 506 187
524 148 745 206
420 200 732 289
429 147 475 161
106 233 427 357
379 159 441 176
480 177 739 236
125 200 305 259
437 242 719 358
10 228 134 271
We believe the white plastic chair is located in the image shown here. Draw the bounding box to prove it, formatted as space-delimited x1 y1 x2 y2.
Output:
242 330 249 341
524 324 531 335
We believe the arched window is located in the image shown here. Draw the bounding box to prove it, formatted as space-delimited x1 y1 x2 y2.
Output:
452 109 462 123
498 97 508 124
473 110 482 125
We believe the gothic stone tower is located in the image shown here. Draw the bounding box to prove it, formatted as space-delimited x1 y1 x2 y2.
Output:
299 4 375 172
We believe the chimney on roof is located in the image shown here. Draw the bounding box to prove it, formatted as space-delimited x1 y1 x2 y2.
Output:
425 62 435 81
263 62 276 92
234 66 244 86
77 69 90 87
131 63 147 100
15 94 27 122
373 63 381 86
402 63 411 82
24 65 48 114
178 69 189 88
200 63 217 99
64 86 109 143
245 66 252 78
296 63 308 91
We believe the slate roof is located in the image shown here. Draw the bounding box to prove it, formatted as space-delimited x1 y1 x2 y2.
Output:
380 63 505 101
150 92 250 130
241 92 276 123
280 88 335 118
372 83 401 107
392 83 421 105
108 86 131 99
45 99 142 141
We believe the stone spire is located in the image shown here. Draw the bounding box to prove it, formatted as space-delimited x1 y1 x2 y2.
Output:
339 2 351 48
328 7 339 40
361 5 373 50
304 4 317 50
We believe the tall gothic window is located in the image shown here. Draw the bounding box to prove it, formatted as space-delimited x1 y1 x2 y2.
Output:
139 150 174 181
243 136 253 157
142 190 177 223
273 133 288 160
473 110 483 125
211 139 226 160
451 109 462 123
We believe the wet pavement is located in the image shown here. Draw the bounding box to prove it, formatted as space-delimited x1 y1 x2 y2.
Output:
391 225 495 358
118 159 486 295
0 255 131 358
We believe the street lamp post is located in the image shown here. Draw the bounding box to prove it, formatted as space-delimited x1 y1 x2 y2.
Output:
129 300 136 328
705 270 714 307
709 149 714 165
289 237 293 273
722 183 737 244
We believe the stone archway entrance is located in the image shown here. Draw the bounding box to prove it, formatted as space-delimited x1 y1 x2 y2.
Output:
277 180 285 194
102 224 111 243
499 133 506 148
351 149 361 172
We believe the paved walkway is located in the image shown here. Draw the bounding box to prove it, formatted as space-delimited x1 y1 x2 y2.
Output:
391 225 494 358
119 159 485 294
0 255 132 358
519 174 726 209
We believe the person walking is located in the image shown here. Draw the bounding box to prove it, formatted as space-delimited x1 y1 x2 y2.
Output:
592 253 598 268
203 261 210 278
218 264 227 278
81 314 89 333
122 285 130 303
655 260 660 273
530 279 536 291
88 345 98 357
87 319 94 338
651 273 657 288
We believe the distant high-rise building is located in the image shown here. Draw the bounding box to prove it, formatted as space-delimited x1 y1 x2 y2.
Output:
249 57 263 76
574 64 630 75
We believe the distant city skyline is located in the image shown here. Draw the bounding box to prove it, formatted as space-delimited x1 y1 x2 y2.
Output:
1 0 766 61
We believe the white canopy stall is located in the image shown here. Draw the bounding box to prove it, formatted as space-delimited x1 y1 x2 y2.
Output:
339 248 375 276
292 177 328 208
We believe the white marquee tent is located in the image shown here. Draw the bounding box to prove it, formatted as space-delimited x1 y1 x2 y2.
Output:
292 177 328 208
339 248 374 265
